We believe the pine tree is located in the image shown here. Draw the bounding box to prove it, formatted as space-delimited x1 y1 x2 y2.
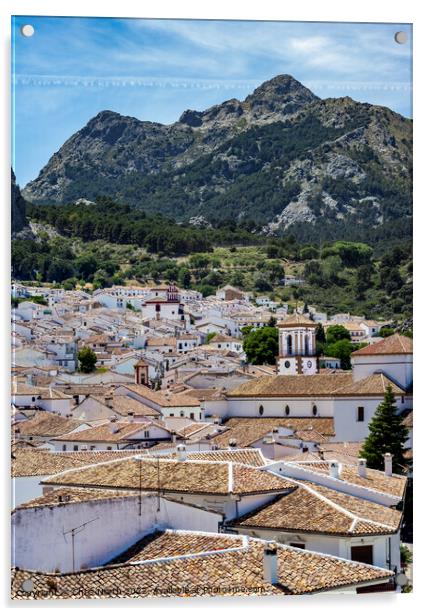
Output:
359 386 409 473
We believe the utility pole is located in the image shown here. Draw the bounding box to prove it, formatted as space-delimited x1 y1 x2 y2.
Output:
63 517 99 572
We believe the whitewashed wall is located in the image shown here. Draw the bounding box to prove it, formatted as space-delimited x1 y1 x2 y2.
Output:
12 494 222 573
352 354 413 389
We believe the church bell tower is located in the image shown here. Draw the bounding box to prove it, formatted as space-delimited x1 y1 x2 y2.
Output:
277 313 318 375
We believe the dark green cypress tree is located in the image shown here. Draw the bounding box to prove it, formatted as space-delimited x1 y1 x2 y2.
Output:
359 385 409 473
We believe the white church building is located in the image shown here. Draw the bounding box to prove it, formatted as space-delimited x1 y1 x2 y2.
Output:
202 330 413 443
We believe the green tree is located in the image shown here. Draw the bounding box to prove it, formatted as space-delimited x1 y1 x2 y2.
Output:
178 267 192 289
243 326 279 365
324 338 354 369
359 386 409 473
77 347 97 373
205 332 217 344
315 323 326 356
326 324 351 345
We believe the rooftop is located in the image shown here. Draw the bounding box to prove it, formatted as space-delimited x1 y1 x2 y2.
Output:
11 532 393 598
227 372 405 397
231 481 402 536
352 334 413 357
211 417 335 448
42 457 295 496
287 461 407 500
13 412 83 438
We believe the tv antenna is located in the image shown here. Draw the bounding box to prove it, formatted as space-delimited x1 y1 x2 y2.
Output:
63 517 99 572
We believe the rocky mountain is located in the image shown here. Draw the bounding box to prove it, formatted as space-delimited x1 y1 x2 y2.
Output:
23 74 412 236
12 169 31 236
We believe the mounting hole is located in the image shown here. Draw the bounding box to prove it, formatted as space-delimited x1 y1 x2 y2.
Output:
21 578 34 592
21 24 34 38
394 31 407 44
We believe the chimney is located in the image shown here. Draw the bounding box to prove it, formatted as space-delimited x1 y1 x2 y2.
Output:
228 439 237 450
329 461 339 479
176 444 187 462
109 415 118 434
263 543 278 584
384 453 393 477
128 411 135 423
358 458 367 478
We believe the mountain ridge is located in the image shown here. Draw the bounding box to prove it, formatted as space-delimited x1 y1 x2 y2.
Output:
22 74 412 235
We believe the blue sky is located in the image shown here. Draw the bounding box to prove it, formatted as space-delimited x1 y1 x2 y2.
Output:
12 16 412 187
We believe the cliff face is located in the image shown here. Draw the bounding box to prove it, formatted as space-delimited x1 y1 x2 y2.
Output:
22 74 412 233
11 169 28 235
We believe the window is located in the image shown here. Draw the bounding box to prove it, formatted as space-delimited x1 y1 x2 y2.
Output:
258 405 264 416
284 360 290 369
107 446 112 451
357 406 365 422
180 411 185 417
73 445 78 451
90 445 96 450
285 405 290 416
62 445 66 451
287 335 293 355
351 545 373 565
143 430 150 438
401 396 405 404
312 405 317 416
190 413 195 420
290 543 305 550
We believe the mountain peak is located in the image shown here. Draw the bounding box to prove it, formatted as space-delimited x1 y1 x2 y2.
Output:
244 74 318 119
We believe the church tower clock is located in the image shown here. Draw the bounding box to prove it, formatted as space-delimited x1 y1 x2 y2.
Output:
277 313 318 375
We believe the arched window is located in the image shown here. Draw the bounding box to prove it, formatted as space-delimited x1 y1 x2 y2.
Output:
287 334 293 355
304 334 309 355
312 404 318 416
258 405 264 416
285 405 290 416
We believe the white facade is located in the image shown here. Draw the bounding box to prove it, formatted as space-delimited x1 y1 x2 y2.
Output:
12 494 222 573
227 526 400 572
352 353 413 390
277 324 318 376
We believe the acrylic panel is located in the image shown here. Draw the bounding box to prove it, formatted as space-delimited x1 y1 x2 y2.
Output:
11 16 413 600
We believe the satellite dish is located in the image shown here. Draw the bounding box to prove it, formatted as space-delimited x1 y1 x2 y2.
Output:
395 572 408 587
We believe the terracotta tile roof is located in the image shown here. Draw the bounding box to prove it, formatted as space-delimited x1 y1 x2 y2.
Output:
108 530 244 564
53 420 169 443
119 385 201 407
183 388 226 401
227 372 406 398
55 385 115 396
401 409 413 428
11 534 393 598
278 313 317 328
146 337 176 347
210 418 335 448
210 334 240 343
91 395 160 417
13 412 83 438
11 450 136 477
173 449 268 467
289 462 407 499
227 373 353 397
42 458 294 496
231 482 401 536
12 383 72 399
352 334 413 356
332 373 405 395
14 487 138 510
